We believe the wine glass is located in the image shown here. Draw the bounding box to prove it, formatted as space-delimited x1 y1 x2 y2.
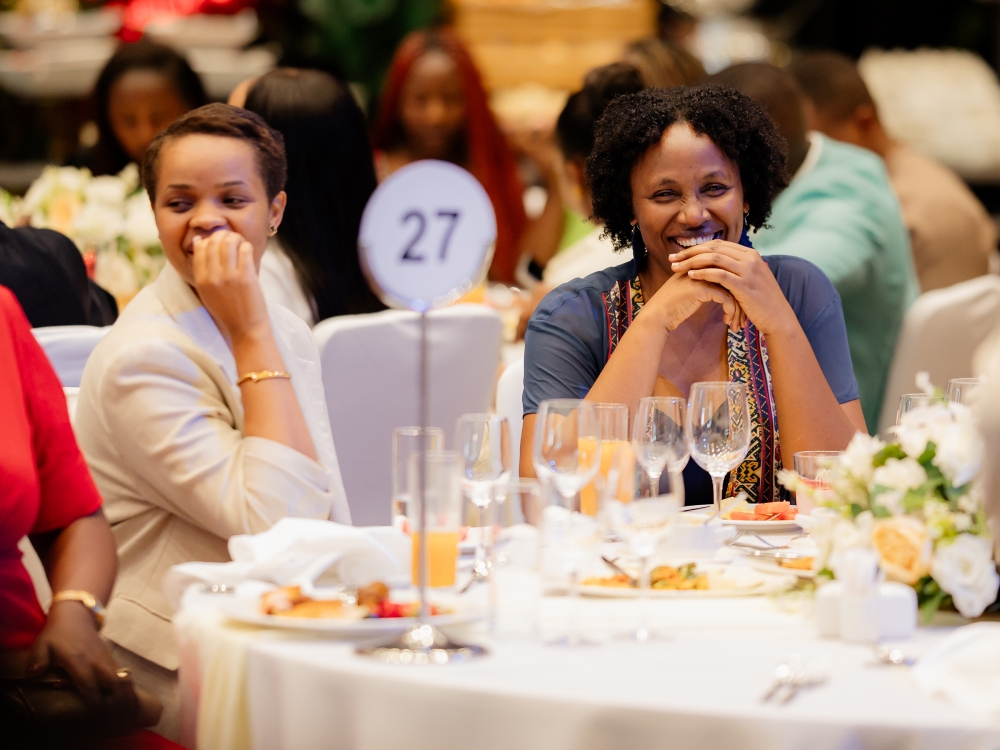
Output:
532 399 602 645
489 479 546 640
455 414 511 585
606 469 680 641
946 378 982 406
580 403 629 516
392 426 444 528
896 393 944 424
632 397 687 503
686 382 751 517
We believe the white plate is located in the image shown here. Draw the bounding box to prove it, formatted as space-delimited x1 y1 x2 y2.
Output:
580 564 795 598
722 518 802 532
744 557 816 580
221 597 480 635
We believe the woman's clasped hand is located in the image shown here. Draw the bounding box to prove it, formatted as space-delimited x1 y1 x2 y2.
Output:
665 239 799 336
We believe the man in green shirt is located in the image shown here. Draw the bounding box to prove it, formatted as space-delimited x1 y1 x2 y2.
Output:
711 63 919 431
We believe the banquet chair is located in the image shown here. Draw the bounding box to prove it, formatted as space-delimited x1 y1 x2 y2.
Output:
877 275 1000 433
496 358 525 478
313 305 503 525
31 325 110 387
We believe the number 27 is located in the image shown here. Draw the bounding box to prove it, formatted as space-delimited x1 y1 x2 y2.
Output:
400 209 461 262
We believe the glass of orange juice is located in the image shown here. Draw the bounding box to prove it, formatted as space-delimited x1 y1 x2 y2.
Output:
407 450 463 589
580 403 629 516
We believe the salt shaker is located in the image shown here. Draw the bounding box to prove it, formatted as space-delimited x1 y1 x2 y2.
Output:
838 549 880 643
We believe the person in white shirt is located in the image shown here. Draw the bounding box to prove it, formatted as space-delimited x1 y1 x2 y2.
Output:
240 68 386 325
75 103 350 740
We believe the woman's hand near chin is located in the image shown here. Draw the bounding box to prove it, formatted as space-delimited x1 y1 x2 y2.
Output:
191 230 270 345
644 266 746 333
666 240 796 335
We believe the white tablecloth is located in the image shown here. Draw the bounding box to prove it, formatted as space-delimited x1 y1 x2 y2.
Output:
176 586 1000 750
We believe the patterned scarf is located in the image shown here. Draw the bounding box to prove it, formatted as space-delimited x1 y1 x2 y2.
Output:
602 232 782 502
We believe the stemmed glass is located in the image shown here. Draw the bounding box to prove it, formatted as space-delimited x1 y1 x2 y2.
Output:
632 397 687 503
580 403 629 516
946 378 982 406
455 414 511 585
686 382 751 517
606 468 680 641
896 393 944 424
532 399 602 646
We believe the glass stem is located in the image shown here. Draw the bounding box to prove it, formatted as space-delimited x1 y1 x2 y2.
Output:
637 553 651 641
568 566 580 647
477 504 488 574
648 472 662 499
712 474 724 517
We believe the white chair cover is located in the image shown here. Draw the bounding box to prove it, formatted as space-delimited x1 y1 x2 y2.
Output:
313 305 503 526
878 275 1000 433
31 325 110 387
64 386 80 424
496 358 525 478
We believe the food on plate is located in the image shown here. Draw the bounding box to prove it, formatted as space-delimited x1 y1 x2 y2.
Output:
583 563 708 590
777 556 815 571
725 501 799 522
259 583 445 620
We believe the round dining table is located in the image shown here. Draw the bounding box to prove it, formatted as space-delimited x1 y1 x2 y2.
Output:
174 575 1000 750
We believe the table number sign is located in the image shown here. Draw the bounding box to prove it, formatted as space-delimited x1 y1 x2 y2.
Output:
356 160 493 664
359 160 496 312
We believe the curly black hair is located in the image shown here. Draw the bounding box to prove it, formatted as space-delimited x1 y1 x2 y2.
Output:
587 85 788 251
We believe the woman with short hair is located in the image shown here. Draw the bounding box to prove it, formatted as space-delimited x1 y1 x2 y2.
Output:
75 103 350 739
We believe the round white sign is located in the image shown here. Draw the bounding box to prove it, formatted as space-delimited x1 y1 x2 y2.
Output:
358 160 497 312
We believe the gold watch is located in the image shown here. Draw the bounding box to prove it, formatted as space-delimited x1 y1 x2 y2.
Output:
51 590 106 630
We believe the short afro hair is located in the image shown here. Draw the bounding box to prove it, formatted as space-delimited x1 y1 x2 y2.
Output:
587 85 788 251
142 102 287 203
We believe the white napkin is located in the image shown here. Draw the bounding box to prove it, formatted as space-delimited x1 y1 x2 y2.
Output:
163 519 410 611
913 622 1000 717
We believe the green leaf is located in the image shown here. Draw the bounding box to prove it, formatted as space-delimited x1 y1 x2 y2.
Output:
873 444 906 468
816 568 835 581
919 588 948 624
850 503 864 518
871 504 891 518
917 442 937 466
902 490 926 514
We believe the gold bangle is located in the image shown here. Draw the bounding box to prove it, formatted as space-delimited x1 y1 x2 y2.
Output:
236 370 291 386
51 590 105 630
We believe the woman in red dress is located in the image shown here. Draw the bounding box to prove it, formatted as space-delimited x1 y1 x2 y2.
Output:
0 286 161 743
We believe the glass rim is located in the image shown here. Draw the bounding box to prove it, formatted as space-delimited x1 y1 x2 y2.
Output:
537 398 590 408
393 425 445 436
793 450 843 457
688 380 747 392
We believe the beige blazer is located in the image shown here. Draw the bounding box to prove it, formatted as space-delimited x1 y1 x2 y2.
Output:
76 262 350 670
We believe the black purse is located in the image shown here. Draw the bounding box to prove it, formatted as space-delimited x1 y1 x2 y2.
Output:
0 667 141 749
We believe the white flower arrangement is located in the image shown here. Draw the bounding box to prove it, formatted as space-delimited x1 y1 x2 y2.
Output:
780 375 999 620
2 164 164 303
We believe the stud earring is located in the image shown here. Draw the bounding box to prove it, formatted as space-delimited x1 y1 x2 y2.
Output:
268 225 277 236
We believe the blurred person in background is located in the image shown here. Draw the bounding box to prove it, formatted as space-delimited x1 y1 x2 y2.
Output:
0 221 117 327
621 37 705 90
242 69 386 325
711 63 918 431
790 51 997 292
542 63 646 288
72 40 207 177
372 28 564 283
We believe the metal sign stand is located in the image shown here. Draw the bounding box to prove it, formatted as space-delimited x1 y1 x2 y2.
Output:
356 313 487 664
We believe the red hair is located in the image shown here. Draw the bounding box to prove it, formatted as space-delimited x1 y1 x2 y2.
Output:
373 28 526 283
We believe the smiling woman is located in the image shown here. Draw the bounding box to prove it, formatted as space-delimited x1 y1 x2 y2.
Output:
520 86 868 505
73 103 350 740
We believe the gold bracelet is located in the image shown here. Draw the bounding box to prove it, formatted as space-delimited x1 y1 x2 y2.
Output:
236 370 291 386
51 590 105 630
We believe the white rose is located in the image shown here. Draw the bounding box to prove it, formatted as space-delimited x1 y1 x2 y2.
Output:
123 192 160 248
932 406 984 487
895 402 953 458
828 511 875 578
73 203 124 247
94 249 138 299
85 175 127 206
872 457 927 493
841 432 884 485
118 163 140 193
930 533 1000 618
